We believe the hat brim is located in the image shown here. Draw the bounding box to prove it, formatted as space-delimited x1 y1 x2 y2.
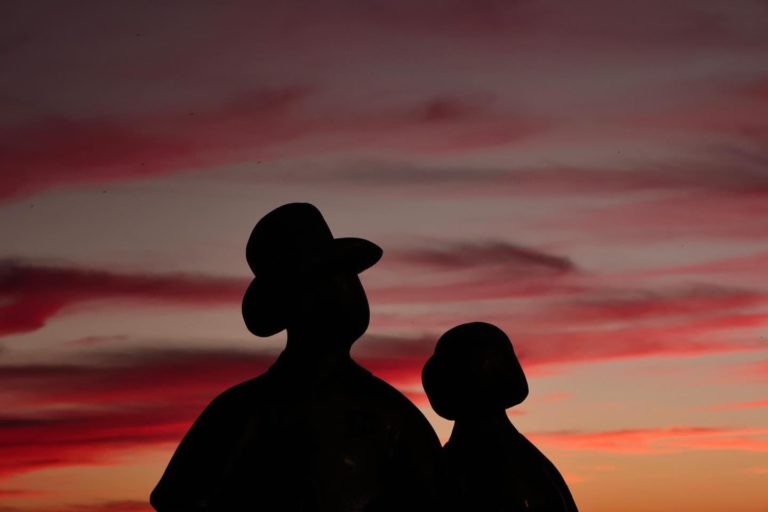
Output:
242 237 381 338
328 237 383 274
245 237 382 277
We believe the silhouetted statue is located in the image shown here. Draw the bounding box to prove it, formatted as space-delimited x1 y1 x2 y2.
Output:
150 203 447 512
422 322 578 512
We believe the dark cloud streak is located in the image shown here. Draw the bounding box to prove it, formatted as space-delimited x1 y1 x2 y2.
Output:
0 260 249 337
390 241 576 275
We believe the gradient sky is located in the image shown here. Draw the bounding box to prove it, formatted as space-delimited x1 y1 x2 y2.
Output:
2 1 768 511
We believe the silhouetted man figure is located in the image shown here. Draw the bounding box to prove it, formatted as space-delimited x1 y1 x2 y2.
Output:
422 322 578 512
151 203 447 512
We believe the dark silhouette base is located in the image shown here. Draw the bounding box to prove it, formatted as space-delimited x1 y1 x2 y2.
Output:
151 351 447 511
423 322 578 512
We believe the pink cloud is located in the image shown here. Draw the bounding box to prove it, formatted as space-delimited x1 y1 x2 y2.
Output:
724 359 768 384
1 0 765 208
5 257 765 377
364 315 764 371
388 241 576 276
514 330 761 368
549 285 768 324
569 189 768 241
367 240 582 304
638 251 768 279
710 399 768 412
0 88 311 200
529 427 768 455
0 349 280 412
329 141 768 203
370 279 584 305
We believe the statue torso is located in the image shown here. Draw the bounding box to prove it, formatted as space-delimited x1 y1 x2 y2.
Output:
152 352 446 512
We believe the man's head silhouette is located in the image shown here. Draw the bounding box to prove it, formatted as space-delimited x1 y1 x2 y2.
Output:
242 203 382 353
154 204 450 512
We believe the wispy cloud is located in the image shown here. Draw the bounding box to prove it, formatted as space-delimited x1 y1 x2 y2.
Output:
0 500 152 512
0 348 278 479
0 260 248 337
530 427 768 455
0 242 577 337
709 399 768 411
0 90 544 201
389 241 576 275
0 88 310 200
550 285 768 324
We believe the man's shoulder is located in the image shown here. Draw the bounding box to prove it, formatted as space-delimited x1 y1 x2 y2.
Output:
202 372 272 416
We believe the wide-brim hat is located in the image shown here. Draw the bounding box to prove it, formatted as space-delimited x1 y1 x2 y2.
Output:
242 202 382 337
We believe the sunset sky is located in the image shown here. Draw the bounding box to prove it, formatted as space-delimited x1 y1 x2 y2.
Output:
2 1 768 511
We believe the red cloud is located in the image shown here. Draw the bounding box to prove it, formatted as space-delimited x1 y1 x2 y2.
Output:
0 488 44 499
0 343 437 482
1 326 763 485
550 285 768 324
0 409 188 479
0 260 249 337
571 189 768 241
529 427 768 455
0 348 277 479
63 502 152 512
710 399 768 411
365 313 763 372
0 332 472 484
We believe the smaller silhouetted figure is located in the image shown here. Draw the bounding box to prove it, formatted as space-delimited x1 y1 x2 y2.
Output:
422 322 578 512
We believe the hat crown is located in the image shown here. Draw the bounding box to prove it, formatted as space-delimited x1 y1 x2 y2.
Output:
242 202 382 338
246 203 334 275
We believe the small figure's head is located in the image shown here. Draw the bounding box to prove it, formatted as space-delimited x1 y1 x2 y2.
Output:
242 203 382 352
422 322 528 421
